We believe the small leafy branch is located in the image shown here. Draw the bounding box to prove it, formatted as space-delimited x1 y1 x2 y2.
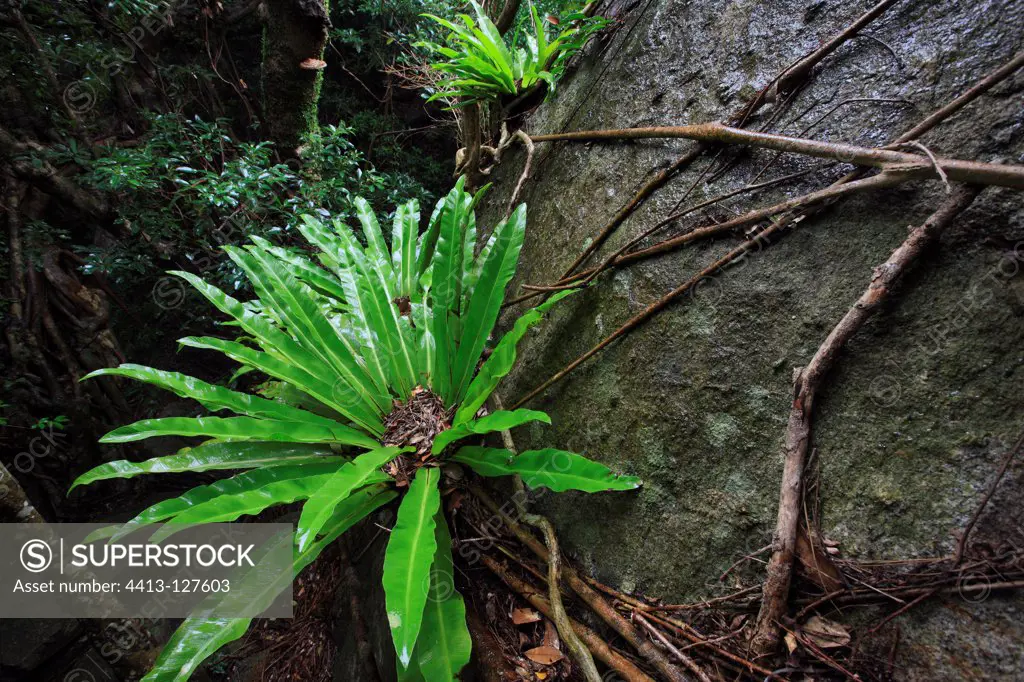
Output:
418 0 609 105
74 179 640 680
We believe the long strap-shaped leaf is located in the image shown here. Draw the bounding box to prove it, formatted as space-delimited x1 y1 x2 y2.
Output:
383 467 441 669
143 485 396 682
149 470 371 542
354 196 397 289
431 408 550 454
105 462 345 542
460 209 477 303
83 364 349 429
392 199 420 298
99 415 380 450
451 446 642 492
411 294 435 389
249 245 387 408
296 445 409 551
177 335 383 436
333 218 418 396
416 510 472 680
229 245 392 415
455 289 576 425
249 235 349 303
296 213 348 271
142 617 251 682
328 219 403 398
461 230 496 311
429 178 470 402
70 441 342 491
416 195 446 277
173 270 325 369
171 271 383 432
450 204 526 401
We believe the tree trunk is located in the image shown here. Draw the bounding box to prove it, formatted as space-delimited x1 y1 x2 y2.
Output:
261 0 330 162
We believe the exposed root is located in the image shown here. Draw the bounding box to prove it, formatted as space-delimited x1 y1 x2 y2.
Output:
470 484 689 681
529 122 1024 189
490 393 602 682
633 612 713 682
750 186 983 657
481 554 655 682
551 0 903 281
954 428 1024 565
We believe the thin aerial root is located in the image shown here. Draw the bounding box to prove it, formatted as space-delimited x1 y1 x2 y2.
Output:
954 428 1024 565
529 122 1024 189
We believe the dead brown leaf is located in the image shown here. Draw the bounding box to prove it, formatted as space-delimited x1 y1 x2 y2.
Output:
542 620 559 649
803 615 851 649
796 528 844 592
512 608 542 625
524 646 564 666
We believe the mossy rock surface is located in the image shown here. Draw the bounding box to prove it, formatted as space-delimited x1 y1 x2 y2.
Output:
477 0 1024 678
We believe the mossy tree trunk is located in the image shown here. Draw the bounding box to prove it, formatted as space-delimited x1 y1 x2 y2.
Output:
261 0 330 162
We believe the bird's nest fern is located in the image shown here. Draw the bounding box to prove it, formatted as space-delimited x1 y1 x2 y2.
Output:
74 176 641 681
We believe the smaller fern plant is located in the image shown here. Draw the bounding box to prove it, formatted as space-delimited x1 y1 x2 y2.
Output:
419 1 608 105
75 177 640 681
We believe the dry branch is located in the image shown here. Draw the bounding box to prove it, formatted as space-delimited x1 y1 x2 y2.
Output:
749 185 982 657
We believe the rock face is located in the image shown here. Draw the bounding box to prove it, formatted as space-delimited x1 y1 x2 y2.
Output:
477 0 1024 678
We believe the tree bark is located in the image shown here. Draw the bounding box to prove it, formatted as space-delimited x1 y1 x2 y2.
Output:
491 0 522 35
0 126 109 219
261 0 330 161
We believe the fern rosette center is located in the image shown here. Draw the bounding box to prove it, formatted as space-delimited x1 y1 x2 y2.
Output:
381 386 453 483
